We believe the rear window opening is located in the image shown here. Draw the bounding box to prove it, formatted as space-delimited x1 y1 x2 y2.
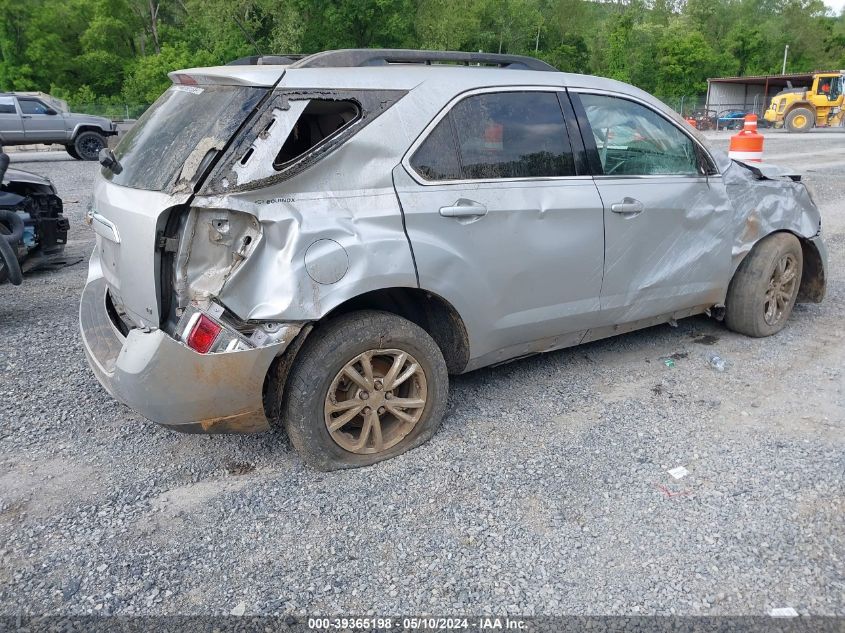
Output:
212 89 408 193
274 99 360 169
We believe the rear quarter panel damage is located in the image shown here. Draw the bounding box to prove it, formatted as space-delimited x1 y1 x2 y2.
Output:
190 187 417 322
179 92 425 324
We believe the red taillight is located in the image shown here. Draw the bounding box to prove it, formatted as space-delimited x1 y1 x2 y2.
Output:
186 314 221 354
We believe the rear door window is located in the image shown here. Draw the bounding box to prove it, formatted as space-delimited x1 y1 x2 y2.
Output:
410 91 576 181
409 117 462 181
0 96 15 114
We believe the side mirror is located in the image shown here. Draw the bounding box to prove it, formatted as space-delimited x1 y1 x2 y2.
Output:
44 108 58 116
99 148 123 174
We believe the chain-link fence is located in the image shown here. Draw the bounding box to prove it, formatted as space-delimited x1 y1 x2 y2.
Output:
67 103 150 121
657 95 775 131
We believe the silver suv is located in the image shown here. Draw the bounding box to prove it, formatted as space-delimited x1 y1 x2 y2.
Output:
79 49 826 470
0 92 117 160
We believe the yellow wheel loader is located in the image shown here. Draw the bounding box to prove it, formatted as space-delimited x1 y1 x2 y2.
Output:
764 73 844 132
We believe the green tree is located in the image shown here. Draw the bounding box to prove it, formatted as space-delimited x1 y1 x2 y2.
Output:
1 0 844 110
121 42 215 104
655 21 721 97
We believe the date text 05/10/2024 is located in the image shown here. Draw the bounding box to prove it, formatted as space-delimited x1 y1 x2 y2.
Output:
307 617 527 630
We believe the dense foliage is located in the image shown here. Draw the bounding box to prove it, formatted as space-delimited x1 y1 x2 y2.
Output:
1 0 843 111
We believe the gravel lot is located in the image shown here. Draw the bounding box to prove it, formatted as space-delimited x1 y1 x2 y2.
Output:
1 130 843 618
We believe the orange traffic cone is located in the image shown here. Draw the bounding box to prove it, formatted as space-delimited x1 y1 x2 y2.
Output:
728 115 764 162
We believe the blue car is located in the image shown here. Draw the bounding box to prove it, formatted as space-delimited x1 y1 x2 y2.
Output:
718 110 748 129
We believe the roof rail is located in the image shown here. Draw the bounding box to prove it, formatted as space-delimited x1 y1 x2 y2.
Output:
227 54 306 66
289 49 557 72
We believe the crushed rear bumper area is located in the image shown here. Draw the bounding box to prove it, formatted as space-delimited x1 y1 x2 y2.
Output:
79 275 291 433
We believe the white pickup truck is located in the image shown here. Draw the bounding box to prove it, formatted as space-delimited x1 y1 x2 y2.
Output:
0 92 117 160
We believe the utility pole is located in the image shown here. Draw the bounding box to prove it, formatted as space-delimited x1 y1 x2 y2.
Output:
782 44 789 75
535 24 541 53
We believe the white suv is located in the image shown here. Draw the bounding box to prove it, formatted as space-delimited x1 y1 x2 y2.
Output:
79 49 826 469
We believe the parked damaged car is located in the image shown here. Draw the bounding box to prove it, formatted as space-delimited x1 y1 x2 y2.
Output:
79 50 826 470
0 146 68 285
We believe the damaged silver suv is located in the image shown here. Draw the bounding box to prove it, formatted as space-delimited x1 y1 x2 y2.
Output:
80 49 826 470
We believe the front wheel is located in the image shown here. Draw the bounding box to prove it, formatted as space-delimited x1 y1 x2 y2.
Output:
785 107 814 133
73 131 107 161
65 144 81 160
279 310 449 470
725 233 803 337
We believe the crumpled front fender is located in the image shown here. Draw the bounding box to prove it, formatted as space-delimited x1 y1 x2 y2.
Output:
724 161 822 271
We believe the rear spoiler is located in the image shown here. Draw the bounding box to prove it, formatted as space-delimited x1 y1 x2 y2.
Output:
168 66 284 87
227 55 305 66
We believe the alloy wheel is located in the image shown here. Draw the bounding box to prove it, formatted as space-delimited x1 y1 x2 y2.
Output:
80 136 104 160
324 349 427 454
764 253 798 326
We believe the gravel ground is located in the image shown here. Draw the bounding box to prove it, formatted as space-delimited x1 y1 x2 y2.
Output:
0 130 843 618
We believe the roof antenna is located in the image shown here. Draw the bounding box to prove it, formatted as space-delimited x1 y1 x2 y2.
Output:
231 11 263 57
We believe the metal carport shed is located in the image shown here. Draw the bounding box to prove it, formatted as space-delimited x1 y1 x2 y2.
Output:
706 71 840 119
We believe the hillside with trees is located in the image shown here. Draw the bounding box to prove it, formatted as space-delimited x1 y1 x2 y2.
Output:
1 0 843 113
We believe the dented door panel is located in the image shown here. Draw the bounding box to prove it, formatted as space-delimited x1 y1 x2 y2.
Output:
595 176 734 324
393 166 605 367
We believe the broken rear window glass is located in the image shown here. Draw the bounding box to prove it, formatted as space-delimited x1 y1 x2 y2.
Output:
103 84 267 192
274 99 360 169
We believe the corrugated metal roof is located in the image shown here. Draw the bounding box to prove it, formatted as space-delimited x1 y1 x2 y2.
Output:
708 71 841 83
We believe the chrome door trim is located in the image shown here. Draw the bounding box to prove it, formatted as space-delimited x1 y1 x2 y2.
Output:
593 174 722 182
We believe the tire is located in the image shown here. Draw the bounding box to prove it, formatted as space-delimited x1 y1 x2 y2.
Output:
785 107 814 133
65 144 81 160
279 310 449 470
725 233 803 337
73 131 107 161
0 223 10 284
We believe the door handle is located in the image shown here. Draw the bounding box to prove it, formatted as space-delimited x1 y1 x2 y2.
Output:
21 115 32 119
610 197 644 215
439 199 488 218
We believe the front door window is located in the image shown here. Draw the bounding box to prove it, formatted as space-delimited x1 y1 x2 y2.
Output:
579 94 699 176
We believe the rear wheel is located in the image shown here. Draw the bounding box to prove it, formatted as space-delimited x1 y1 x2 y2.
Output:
279 310 449 470
73 131 107 161
785 107 814 133
725 233 803 337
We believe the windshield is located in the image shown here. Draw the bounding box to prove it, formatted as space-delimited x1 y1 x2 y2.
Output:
103 84 267 192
